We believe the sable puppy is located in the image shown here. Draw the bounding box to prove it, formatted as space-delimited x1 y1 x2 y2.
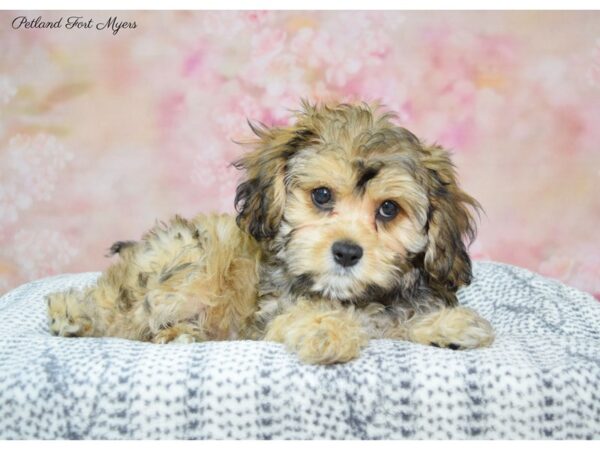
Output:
47 101 494 364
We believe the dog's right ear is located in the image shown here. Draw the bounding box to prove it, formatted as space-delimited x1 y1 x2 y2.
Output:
233 120 317 241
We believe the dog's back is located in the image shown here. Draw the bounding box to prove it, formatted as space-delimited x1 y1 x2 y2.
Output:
47 213 262 343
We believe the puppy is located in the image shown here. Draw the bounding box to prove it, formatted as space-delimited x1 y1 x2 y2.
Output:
47 101 494 364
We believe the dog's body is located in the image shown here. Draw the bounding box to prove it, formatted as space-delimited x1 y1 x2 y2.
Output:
47 102 494 364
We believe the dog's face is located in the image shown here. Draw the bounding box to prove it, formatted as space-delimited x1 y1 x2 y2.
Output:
235 102 479 304
280 133 431 302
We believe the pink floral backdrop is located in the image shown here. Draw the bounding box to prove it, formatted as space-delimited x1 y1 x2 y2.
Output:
1 11 599 298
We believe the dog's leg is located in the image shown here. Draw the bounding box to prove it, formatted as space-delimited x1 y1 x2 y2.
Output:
407 306 494 350
264 299 369 364
47 288 96 337
151 321 206 344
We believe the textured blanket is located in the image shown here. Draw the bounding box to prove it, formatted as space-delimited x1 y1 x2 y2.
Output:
0 261 599 439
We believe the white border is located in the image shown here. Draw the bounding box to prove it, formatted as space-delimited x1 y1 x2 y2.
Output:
2 437 600 447
1 0 600 11
1 0 599 447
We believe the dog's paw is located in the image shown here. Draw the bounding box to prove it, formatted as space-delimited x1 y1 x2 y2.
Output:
151 324 203 344
294 323 366 364
47 291 93 337
265 305 369 364
408 306 494 350
172 333 196 344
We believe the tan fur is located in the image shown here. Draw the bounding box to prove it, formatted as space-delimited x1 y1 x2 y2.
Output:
47 101 494 364
264 299 369 364
48 214 261 342
408 306 495 350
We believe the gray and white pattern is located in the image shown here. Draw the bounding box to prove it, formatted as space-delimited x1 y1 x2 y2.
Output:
0 261 599 439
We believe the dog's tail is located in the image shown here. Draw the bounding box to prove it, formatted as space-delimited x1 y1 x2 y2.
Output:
106 240 137 257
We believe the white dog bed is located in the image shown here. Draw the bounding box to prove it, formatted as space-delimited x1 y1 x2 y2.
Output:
0 261 599 439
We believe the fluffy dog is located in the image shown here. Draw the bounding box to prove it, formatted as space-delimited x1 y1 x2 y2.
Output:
47 101 494 364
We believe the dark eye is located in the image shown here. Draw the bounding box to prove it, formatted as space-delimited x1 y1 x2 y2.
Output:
312 187 333 208
377 200 400 221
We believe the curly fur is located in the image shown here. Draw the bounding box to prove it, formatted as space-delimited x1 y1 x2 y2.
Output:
47 101 494 364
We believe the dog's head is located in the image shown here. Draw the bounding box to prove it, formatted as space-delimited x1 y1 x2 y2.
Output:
234 102 479 305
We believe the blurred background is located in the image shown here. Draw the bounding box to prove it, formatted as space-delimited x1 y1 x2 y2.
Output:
0 11 599 298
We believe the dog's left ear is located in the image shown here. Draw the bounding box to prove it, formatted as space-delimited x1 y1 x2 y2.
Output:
420 144 480 298
233 121 316 241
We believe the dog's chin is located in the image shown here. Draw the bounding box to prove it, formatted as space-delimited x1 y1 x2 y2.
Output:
308 270 368 302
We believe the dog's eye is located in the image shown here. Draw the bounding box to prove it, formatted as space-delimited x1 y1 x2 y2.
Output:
377 200 400 221
311 187 333 208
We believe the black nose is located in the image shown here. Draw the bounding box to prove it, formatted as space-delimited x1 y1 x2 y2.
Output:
332 241 363 268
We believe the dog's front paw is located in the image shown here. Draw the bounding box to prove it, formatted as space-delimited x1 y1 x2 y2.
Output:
265 304 368 364
293 317 366 364
408 306 494 350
